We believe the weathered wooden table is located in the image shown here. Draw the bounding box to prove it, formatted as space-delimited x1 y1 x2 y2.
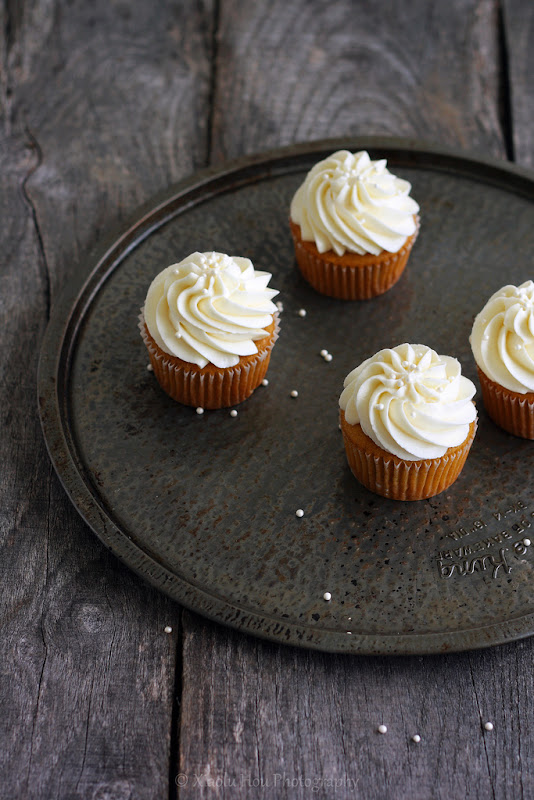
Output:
2 2 533 798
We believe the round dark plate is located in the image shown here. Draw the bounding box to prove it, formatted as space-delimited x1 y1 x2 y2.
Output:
38 138 534 655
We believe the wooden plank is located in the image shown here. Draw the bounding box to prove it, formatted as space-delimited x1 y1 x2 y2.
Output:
180 613 534 799
0 1 213 797
177 1 534 799
503 0 534 167
209 0 504 164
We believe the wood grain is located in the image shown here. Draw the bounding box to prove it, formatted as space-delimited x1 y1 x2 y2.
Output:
503 0 534 167
0 1 213 797
180 613 534 799
210 0 504 164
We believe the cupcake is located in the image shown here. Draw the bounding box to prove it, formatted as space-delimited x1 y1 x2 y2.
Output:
470 280 534 438
289 150 420 300
140 251 279 409
339 344 477 500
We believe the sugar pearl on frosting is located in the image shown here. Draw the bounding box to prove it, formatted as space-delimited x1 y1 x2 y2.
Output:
230 409 238 417
412 734 421 743
523 538 531 547
298 308 307 317
320 349 328 357
378 725 387 734
147 364 153 372
484 722 494 731
164 626 172 634
295 509 304 517
375 403 384 411
323 592 332 601
324 353 333 362
290 390 299 398
262 378 269 386
196 407 204 415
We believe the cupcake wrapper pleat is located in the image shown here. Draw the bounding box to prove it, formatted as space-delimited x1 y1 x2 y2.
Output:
139 311 279 409
477 368 534 439
291 219 419 300
341 416 477 501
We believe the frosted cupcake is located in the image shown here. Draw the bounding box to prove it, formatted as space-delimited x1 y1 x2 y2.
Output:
470 280 534 438
290 150 420 300
140 252 279 409
339 344 477 500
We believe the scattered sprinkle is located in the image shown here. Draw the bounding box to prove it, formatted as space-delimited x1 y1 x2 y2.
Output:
320 349 328 357
298 308 307 317
484 721 494 731
524 538 531 547
323 592 332 601
378 725 387 734
262 378 269 386
324 353 333 362
146 364 153 372
295 509 304 518
412 734 421 743
164 626 173 634
196 407 204 415
290 390 299 398
230 409 238 417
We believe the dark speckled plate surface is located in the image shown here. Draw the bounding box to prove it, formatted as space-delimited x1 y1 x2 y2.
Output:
38 138 534 655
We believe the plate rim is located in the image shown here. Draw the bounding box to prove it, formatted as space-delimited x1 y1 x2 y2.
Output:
37 136 534 656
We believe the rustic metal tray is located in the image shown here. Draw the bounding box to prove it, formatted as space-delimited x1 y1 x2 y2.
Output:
38 138 534 655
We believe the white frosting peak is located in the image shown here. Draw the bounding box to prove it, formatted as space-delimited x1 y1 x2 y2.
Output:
339 344 477 460
144 252 279 368
470 280 534 394
290 150 419 256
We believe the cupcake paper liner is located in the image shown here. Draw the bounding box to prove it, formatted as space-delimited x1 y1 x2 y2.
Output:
290 217 420 300
340 411 477 501
477 367 534 439
139 312 279 409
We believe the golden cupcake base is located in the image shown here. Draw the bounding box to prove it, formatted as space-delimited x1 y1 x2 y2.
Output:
477 367 534 439
340 410 477 501
289 217 419 300
140 314 279 409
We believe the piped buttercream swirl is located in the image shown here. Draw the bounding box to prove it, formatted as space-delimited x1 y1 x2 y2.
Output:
143 252 279 369
339 344 477 460
470 280 534 394
290 150 419 256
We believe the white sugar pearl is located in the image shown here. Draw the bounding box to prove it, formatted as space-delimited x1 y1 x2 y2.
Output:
295 509 304 517
230 410 238 417
375 403 384 411
323 592 332 601
196 407 204 415
484 722 494 731
412 734 421 743
290 390 299 398
320 349 328 357
164 626 173 634
524 538 531 546
298 308 307 317
378 725 387 734
324 353 333 362
262 378 269 386
146 364 153 372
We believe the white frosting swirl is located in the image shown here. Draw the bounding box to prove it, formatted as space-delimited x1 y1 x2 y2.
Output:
144 252 279 368
290 150 419 256
339 344 477 460
470 280 534 394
